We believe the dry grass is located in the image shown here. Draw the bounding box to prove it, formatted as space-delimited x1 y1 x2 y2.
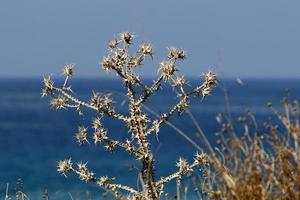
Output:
193 97 300 200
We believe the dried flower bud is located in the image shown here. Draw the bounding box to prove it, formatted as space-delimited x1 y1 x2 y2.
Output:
152 120 160 134
172 76 186 87
139 44 153 56
103 95 113 107
92 118 102 130
101 57 113 71
79 169 94 182
177 99 189 113
77 162 88 172
76 127 88 145
194 152 208 165
120 32 134 44
201 87 211 97
43 76 53 88
160 61 177 79
90 93 102 107
128 57 143 67
108 39 119 49
176 158 191 172
57 159 72 176
63 64 73 76
42 76 54 97
50 96 68 109
168 47 186 60
104 141 117 152
125 140 134 153
93 129 107 144
98 176 110 185
203 71 217 87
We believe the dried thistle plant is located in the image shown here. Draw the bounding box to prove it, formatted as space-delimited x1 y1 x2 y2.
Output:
42 32 217 199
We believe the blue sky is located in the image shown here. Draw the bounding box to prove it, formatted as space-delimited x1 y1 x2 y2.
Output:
0 0 300 78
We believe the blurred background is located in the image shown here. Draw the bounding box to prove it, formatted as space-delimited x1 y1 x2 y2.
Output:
0 0 299 199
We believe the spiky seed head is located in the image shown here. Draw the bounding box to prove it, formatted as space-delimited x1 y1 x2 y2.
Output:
152 120 160 134
42 76 54 97
104 141 117 152
92 118 102 130
101 57 113 71
90 93 102 107
120 32 134 44
57 159 72 176
139 44 153 56
168 47 186 60
177 99 189 113
201 87 211 97
176 158 191 172
103 95 113 107
125 140 134 153
172 76 186 87
63 64 73 76
108 39 119 49
160 61 177 79
194 152 209 165
77 162 88 172
93 129 107 144
50 96 68 109
98 176 110 185
76 127 88 145
79 169 94 182
203 71 217 87
128 57 143 67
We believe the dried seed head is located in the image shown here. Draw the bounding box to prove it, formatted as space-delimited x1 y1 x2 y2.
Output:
176 158 191 172
203 71 217 87
104 141 117 152
194 152 209 165
172 76 186 87
92 118 102 130
108 39 119 49
79 169 94 182
98 176 110 185
201 87 211 97
195 71 217 97
125 140 134 153
139 44 153 56
120 32 134 44
57 159 72 176
90 93 102 107
63 64 73 76
76 127 88 145
128 57 143 67
77 162 88 172
152 120 160 134
101 57 113 71
168 47 186 60
43 76 53 88
93 129 107 144
42 76 54 97
160 61 177 79
50 96 68 109
177 99 189 113
103 95 113 107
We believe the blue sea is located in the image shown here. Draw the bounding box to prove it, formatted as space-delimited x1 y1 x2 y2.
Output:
0 78 299 199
